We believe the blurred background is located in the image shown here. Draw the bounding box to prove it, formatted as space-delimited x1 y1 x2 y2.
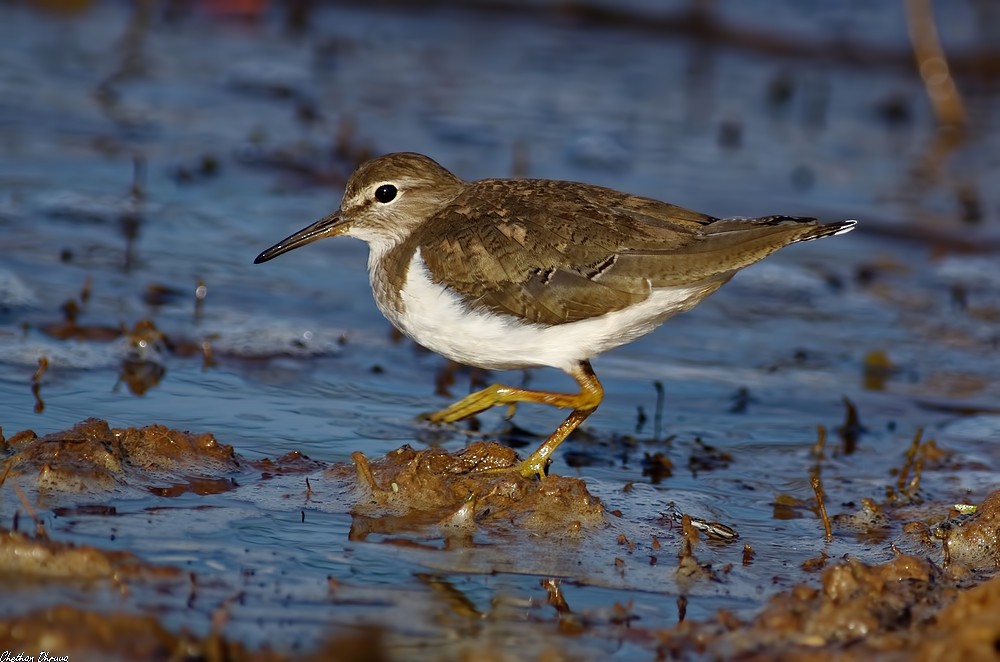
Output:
1 0 999 658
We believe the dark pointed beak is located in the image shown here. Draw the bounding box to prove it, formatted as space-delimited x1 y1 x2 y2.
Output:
253 210 347 264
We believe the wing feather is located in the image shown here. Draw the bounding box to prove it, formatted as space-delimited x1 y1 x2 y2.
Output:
413 180 830 325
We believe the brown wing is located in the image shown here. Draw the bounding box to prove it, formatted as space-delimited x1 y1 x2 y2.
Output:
416 178 834 325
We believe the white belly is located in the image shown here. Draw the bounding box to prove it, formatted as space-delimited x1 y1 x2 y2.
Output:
374 249 704 373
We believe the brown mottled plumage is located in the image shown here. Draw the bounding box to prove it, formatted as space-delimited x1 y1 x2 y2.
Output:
255 152 855 478
410 179 845 325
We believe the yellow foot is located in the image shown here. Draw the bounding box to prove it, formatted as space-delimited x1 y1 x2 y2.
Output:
515 405 595 479
515 454 550 480
465 453 547 479
422 383 512 424
422 361 605 479
423 363 604 424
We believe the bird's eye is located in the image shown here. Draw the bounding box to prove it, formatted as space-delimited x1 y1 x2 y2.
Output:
374 184 397 203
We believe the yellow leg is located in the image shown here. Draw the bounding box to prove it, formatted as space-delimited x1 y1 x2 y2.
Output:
425 361 604 478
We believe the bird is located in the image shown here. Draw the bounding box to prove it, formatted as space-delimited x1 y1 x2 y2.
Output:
254 152 855 478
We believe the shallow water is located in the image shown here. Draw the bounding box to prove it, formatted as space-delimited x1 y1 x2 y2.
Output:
1 1 999 659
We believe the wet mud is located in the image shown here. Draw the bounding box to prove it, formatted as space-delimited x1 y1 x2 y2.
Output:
348 443 606 538
3 418 241 496
3 417 1000 659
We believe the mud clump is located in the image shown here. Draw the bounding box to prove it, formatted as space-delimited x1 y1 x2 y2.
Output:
933 489 1000 571
0 604 289 662
922 572 1000 660
0 529 182 581
2 418 242 496
0 605 191 662
731 554 1000 660
0 604 389 662
344 443 606 538
759 554 939 647
655 489 1000 659
658 554 944 658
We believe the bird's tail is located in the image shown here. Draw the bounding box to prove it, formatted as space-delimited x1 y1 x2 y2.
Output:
795 217 857 242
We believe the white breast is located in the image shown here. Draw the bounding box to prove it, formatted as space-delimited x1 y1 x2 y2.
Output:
374 249 705 373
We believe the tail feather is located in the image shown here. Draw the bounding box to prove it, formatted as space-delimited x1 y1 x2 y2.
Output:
798 218 857 242
742 215 857 242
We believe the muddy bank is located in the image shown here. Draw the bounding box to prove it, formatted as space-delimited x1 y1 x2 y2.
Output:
2 418 1000 659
